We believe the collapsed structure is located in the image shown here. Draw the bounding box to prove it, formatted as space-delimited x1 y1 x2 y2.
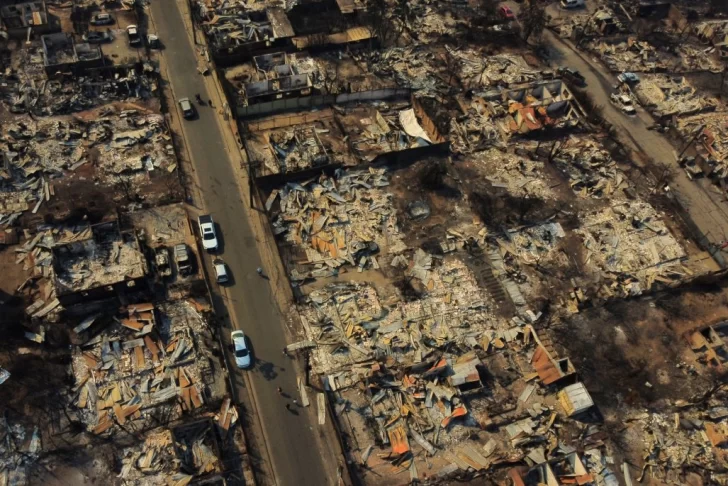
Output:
0 3 251 485
206 0 728 483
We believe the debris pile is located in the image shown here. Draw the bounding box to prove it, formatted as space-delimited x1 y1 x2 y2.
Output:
70 301 216 437
445 48 539 89
635 74 720 118
586 37 725 73
52 221 147 296
467 148 556 200
270 168 407 279
554 137 625 199
0 107 177 225
2 41 158 116
577 201 687 297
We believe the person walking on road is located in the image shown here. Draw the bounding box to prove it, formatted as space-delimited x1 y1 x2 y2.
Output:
277 387 283 395
256 267 265 277
293 399 299 407
285 403 291 411
282 347 289 357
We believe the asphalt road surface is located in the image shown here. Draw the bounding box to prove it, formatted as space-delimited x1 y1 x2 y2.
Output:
542 30 728 261
149 1 331 484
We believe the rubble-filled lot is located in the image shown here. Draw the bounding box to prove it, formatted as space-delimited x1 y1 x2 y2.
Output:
583 37 725 74
1 37 159 117
233 6 728 481
634 74 723 119
0 104 182 227
0 8 249 485
245 97 446 177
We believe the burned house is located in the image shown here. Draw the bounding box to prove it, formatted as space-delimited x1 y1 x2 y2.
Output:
246 95 445 176
0 0 57 39
51 220 148 305
241 52 313 106
200 5 294 66
509 452 596 486
487 80 584 138
41 32 103 76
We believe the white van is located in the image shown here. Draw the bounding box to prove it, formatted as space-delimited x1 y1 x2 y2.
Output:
561 0 585 9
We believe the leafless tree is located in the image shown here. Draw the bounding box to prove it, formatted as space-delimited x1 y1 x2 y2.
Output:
364 0 405 47
519 4 547 44
653 160 676 189
476 0 500 26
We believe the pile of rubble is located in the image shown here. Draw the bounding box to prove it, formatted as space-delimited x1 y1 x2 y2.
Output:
467 148 556 201
553 137 625 199
370 47 448 98
577 201 687 297
1 62 159 116
445 48 539 90
70 301 218 437
617 405 728 485
269 168 408 279
0 108 176 225
586 38 724 73
53 223 147 296
677 112 728 167
635 74 720 118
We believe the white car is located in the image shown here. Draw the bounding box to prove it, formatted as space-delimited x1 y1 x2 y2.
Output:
231 330 251 368
611 93 636 115
213 259 229 284
198 215 218 251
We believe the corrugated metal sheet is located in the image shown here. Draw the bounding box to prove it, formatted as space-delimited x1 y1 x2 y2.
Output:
531 345 562 385
558 382 594 416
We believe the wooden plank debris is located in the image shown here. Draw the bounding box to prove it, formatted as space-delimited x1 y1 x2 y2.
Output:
134 346 145 370
298 376 310 407
317 393 326 425
189 386 203 409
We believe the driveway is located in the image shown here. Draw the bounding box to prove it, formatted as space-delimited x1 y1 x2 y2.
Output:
543 30 728 263
149 1 333 484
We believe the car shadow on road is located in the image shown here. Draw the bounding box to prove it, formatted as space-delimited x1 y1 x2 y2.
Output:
213 222 225 254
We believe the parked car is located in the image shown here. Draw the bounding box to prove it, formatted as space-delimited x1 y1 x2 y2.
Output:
557 67 586 87
154 247 172 278
617 72 640 85
126 24 141 46
499 5 516 20
213 258 229 284
90 13 114 25
561 0 585 8
146 34 161 48
178 97 195 119
174 243 193 276
198 214 218 251
82 31 112 44
610 93 636 115
231 330 252 368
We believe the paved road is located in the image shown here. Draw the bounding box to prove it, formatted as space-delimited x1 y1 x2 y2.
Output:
543 30 728 263
149 1 331 485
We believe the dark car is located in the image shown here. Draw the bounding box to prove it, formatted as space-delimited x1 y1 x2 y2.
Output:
179 98 195 120
82 31 112 44
557 67 587 87
126 25 142 46
90 13 114 25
